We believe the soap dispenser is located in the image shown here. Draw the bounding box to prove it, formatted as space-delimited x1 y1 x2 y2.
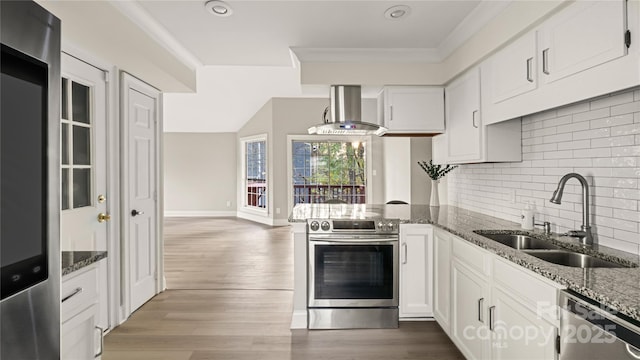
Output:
521 202 534 230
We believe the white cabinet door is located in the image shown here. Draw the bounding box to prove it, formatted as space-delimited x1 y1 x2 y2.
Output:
399 224 434 318
381 86 445 133
539 0 627 85
484 31 538 106
445 68 482 163
451 260 491 360
491 286 557 360
433 229 451 333
61 304 98 360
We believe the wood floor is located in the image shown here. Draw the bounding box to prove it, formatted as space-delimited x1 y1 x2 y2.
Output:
103 217 463 360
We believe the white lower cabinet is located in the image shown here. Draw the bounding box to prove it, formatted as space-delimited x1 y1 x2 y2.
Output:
437 233 563 360
451 259 491 360
61 264 103 359
491 286 557 360
433 229 451 333
399 224 433 319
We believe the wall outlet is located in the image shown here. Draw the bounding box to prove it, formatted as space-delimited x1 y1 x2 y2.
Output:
226 200 231 207
509 189 516 204
276 208 281 214
372 169 377 176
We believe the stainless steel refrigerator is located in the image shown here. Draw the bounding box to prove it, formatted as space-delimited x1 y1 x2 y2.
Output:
1 1 61 359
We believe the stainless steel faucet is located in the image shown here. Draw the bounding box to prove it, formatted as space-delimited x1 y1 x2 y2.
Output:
549 173 594 246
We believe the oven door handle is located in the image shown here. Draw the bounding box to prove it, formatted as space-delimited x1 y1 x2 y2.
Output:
309 238 398 244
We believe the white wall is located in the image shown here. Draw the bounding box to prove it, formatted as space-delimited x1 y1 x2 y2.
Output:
448 87 640 255
164 132 237 216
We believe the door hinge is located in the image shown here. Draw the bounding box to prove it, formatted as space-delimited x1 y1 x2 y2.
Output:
153 191 157 201
103 70 109 83
555 334 561 355
625 30 631 48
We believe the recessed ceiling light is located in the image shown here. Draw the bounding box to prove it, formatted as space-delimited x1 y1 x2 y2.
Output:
205 0 233 17
384 5 411 20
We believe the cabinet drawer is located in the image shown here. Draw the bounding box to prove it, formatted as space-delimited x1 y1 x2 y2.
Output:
452 236 489 275
493 257 561 324
61 265 99 322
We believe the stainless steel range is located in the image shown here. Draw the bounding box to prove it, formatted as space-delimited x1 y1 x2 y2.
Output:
307 218 399 329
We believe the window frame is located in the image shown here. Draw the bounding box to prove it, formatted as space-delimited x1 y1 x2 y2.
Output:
240 134 268 214
60 76 95 212
286 135 372 214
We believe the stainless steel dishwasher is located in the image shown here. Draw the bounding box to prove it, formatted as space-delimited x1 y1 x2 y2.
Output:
559 291 640 359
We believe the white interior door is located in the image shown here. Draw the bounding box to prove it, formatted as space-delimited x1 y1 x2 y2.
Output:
125 79 158 313
60 53 110 330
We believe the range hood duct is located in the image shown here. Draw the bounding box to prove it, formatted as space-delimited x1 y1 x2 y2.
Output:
308 85 387 136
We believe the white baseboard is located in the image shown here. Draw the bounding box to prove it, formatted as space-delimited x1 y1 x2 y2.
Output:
290 310 308 329
237 211 290 227
164 210 236 217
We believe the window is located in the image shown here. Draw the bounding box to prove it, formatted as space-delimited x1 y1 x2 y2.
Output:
291 139 367 205
242 135 267 210
61 78 93 210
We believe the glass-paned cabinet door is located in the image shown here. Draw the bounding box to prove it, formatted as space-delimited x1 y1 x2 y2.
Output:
61 77 93 210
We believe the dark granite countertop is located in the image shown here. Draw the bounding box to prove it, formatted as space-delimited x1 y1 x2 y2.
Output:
62 251 107 276
290 204 640 322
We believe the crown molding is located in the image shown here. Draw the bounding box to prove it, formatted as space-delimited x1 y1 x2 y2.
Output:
437 0 512 60
108 0 203 70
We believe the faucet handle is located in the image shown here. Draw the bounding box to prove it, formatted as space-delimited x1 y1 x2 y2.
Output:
534 221 551 234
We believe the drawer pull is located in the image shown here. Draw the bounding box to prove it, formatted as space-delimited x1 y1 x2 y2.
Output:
61 287 83 303
95 326 104 358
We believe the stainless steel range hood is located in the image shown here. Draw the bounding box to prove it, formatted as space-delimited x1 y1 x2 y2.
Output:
308 85 387 136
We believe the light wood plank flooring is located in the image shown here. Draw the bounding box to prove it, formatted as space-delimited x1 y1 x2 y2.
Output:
103 217 463 360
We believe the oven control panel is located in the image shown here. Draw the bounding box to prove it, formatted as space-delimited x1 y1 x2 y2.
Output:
307 219 399 234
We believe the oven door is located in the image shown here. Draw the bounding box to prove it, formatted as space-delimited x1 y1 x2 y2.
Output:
308 237 398 308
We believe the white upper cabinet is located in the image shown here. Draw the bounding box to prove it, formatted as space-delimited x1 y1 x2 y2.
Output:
482 0 637 125
539 0 627 85
445 68 482 163
440 67 522 165
377 86 445 133
483 31 538 107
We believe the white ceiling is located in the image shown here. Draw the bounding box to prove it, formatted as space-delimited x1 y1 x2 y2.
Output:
136 0 485 66
118 0 511 132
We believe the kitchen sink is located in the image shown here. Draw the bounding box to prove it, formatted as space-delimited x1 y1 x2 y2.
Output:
522 250 629 268
473 232 560 250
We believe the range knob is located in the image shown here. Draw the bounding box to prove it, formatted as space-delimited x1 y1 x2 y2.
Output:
321 221 331 231
387 222 396 231
309 221 319 231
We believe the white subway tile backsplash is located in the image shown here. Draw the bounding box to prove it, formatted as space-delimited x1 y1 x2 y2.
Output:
590 113 634 129
572 107 610 123
557 140 590 150
557 122 590 134
573 128 610 140
448 87 640 254
557 102 590 117
611 101 640 116
611 123 640 136
573 148 611 158
543 133 573 143
543 115 573 128
590 91 634 110
591 135 635 148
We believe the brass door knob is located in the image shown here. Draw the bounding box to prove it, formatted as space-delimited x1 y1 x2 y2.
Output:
97 213 111 223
